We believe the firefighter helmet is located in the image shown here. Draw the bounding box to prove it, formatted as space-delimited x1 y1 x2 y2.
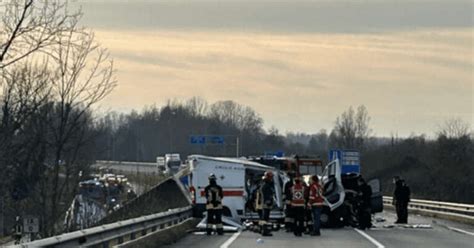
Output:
264 170 273 180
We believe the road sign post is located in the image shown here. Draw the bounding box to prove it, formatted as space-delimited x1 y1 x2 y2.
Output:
23 216 39 234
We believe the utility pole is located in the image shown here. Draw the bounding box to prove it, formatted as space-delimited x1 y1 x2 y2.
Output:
236 137 240 158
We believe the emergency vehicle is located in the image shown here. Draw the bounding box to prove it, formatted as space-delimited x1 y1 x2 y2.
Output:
251 155 324 177
179 155 285 223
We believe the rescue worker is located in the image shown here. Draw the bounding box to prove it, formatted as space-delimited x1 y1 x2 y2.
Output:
259 171 275 236
308 175 324 236
304 179 313 235
254 176 264 233
393 177 410 224
283 172 295 232
291 175 307 237
357 177 372 230
205 173 224 235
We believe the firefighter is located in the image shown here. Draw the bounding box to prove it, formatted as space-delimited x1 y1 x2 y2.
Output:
357 177 372 230
283 172 294 232
205 173 224 235
259 171 275 236
291 175 307 237
393 177 410 224
254 176 264 233
308 175 324 236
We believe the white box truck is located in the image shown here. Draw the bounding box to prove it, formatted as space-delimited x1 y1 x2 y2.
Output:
179 155 285 224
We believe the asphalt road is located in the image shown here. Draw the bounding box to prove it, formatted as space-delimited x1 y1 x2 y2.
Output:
165 211 474 248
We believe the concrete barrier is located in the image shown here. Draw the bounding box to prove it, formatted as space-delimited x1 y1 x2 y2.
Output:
98 178 190 226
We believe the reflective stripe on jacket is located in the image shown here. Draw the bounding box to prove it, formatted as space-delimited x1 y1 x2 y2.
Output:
308 182 324 206
205 185 223 210
291 183 306 207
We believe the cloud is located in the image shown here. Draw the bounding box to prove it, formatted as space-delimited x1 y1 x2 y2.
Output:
94 28 473 136
75 1 473 33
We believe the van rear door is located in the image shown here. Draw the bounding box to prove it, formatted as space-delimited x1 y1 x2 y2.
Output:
367 178 383 213
321 159 345 211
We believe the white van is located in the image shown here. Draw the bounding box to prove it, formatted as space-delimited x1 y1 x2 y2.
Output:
179 155 285 223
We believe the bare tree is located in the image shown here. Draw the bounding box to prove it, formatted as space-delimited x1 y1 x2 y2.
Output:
0 62 52 173
331 105 372 149
209 100 263 131
436 118 471 139
44 27 116 235
185 97 208 117
0 0 116 236
0 0 81 69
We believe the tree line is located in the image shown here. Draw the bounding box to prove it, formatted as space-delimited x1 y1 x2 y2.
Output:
95 102 473 205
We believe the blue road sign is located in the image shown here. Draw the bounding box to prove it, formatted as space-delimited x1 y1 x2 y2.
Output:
190 136 206 144
329 149 360 174
209 136 225 144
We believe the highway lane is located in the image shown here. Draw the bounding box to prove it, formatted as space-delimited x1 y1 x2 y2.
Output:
165 211 474 248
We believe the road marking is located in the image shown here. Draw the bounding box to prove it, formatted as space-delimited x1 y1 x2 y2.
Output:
220 231 242 248
354 228 385 248
447 226 474 236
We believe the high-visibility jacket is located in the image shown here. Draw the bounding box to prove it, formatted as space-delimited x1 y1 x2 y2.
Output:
205 184 223 210
283 180 293 205
290 183 306 207
261 180 275 209
308 182 324 207
255 183 263 210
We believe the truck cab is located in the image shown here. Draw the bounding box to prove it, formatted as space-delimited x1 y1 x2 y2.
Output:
165 153 181 175
320 158 383 227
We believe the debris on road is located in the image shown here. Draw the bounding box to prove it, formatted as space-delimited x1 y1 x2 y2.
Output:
402 224 432 229
375 216 386 223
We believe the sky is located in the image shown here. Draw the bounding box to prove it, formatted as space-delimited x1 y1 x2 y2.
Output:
71 0 473 137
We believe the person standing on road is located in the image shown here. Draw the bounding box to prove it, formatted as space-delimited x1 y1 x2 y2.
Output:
283 172 295 232
254 176 264 233
304 179 313 235
290 175 307 237
308 175 324 236
205 173 224 235
259 171 276 236
393 176 411 224
357 177 372 229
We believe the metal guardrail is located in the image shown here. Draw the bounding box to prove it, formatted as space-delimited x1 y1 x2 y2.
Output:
95 160 157 167
16 206 192 248
383 196 474 217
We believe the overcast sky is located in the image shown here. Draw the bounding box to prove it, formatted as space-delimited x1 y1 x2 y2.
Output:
72 0 473 137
